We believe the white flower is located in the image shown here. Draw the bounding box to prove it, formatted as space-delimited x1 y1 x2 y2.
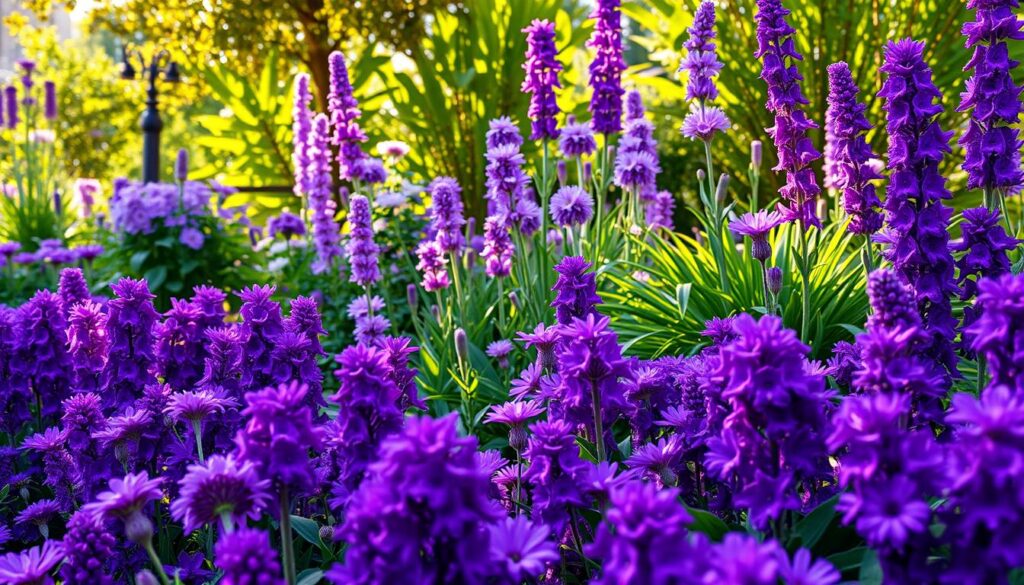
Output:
268 257 290 272
376 191 407 209
376 140 410 160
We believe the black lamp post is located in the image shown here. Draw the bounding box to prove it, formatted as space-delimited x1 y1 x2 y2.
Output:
120 46 181 183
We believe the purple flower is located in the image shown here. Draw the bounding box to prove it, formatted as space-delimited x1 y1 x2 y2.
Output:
486 400 545 452
755 0 822 228
352 157 388 184
15 499 62 537
57 267 90 318
43 80 56 120
488 516 558 582
522 19 562 140
559 118 598 158
379 336 423 410
966 273 1024 387
512 194 542 236
415 239 450 292
154 298 205 391
85 471 163 544
627 437 684 489
428 176 466 254
587 481 693 584
781 549 840 585
329 51 368 181
587 0 626 134
292 73 313 196
171 454 271 534
197 326 244 399
705 314 831 529
4 86 18 129
267 211 306 240
485 338 515 368
235 381 324 494
327 414 499 584
703 533 783 584
613 150 659 192
680 104 731 142
214 527 285 585
61 510 115 585
14 290 72 416
550 185 594 227
484 141 529 214
164 389 235 425
354 314 390 347
346 195 380 286
237 284 285 391
482 214 516 278
729 210 784 261
646 190 675 230
486 116 524 150
877 39 960 380
0 541 63 585
305 114 343 274
954 206 1018 302
826 61 883 235
551 256 602 325
959 0 1024 193
680 2 723 103
326 343 404 507
101 278 158 408
523 418 588 531
73 244 103 263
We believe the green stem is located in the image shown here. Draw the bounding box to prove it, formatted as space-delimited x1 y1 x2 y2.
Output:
191 419 205 463
220 510 235 534
798 224 812 342
278 487 296 585
144 541 172 585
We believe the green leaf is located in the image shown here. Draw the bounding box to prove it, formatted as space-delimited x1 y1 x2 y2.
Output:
826 547 867 573
789 495 838 549
290 515 321 547
859 549 883 585
574 436 598 463
685 506 729 541
143 266 167 290
129 250 150 272
296 568 324 585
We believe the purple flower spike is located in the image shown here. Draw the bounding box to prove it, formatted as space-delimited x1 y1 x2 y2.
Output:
559 118 598 158
306 114 343 274
966 273 1024 387
755 0 822 228
215 527 285 585
587 0 626 134
825 61 883 235
681 2 722 103
522 19 562 140
551 255 602 325
292 73 313 196
959 0 1024 193
346 195 380 286
329 51 368 181
428 176 466 254
877 39 960 381
482 214 515 278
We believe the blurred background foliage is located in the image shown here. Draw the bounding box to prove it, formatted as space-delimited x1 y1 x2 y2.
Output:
8 0 1017 222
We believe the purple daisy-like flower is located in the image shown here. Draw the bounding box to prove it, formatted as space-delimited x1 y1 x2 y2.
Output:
558 118 598 158
510 363 546 399
346 295 385 320
681 103 730 142
214 527 285 585
164 390 236 424
729 210 784 261
613 150 659 192
86 471 163 521
626 437 684 489
522 19 562 140
488 516 558 582
171 454 271 534
15 499 62 536
517 323 561 370
780 549 840 585
486 116 524 150
354 314 390 347
0 541 63 585
550 185 595 227
73 244 104 263
486 339 515 369
486 400 546 426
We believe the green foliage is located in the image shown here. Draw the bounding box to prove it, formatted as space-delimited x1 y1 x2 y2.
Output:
603 221 869 360
378 0 592 219
191 51 295 220
624 0 994 210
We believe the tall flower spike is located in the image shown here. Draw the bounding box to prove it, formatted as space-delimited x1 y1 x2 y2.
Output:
959 0 1024 194
551 255 602 325
306 113 343 274
328 51 368 181
825 62 883 235
587 0 626 134
346 195 380 287
953 207 1019 351
877 39 960 380
428 177 466 254
522 19 562 140
966 273 1024 388
58 267 91 318
680 2 730 143
291 73 313 196
755 0 822 228
482 214 515 278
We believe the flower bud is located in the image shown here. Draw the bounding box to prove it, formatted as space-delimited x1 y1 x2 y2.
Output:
715 174 729 206
407 284 418 311
174 148 189 182
767 267 783 296
508 291 521 312
509 425 529 452
557 160 567 186
430 305 441 322
583 161 592 185
751 140 763 169
44 80 57 120
454 328 469 365
124 511 154 546
752 237 772 262
696 169 706 183
319 525 335 542
135 571 159 585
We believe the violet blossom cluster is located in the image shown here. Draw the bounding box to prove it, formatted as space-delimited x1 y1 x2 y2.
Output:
522 19 562 140
587 0 626 135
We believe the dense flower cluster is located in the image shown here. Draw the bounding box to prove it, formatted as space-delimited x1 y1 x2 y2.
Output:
587 0 626 135
522 19 562 140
